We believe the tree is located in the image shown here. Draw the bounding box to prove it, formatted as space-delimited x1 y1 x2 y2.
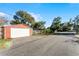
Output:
67 18 73 30
62 19 73 31
32 21 45 30
50 17 61 32
73 15 79 34
10 10 35 26
62 24 70 31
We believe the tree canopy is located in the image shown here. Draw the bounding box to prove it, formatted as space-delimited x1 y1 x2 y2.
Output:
73 15 79 34
10 10 35 26
32 21 46 30
50 17 61 32
10 10 79 34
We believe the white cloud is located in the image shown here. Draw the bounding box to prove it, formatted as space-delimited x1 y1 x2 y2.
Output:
0 12 8 17
0 12 9 17
0 12 12 20
28 12 43 22
0 12 43 21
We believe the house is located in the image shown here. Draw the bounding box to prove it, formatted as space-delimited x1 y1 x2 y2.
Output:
0 19 8 24
0 19 8 22
0 24 33 39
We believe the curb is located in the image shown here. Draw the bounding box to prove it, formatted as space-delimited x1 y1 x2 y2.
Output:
74 35 79 39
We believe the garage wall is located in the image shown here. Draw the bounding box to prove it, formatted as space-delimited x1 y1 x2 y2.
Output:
4 27 11 39
11 28 30 38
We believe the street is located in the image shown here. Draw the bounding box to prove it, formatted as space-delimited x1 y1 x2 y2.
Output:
0 35 79 56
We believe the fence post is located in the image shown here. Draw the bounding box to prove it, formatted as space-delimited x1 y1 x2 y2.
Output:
1 26 4 39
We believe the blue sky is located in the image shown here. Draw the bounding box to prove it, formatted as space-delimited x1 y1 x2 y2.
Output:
0 3 79 27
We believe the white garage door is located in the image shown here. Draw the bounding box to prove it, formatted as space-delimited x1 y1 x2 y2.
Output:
11 28 30 38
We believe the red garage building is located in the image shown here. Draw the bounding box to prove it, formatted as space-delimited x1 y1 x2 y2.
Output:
0 24 33 39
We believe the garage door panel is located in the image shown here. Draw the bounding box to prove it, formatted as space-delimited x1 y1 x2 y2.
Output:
11 28 30 38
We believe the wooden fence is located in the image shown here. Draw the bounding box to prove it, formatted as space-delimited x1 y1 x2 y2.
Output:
0 27 4 39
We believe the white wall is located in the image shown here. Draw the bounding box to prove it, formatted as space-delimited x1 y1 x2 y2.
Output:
11 28 30 38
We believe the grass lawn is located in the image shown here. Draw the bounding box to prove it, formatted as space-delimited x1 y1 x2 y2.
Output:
0 39 12 48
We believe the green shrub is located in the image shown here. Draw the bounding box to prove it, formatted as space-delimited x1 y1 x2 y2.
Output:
41 28 53 35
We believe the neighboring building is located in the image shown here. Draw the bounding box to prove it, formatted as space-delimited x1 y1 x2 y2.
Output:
0 19 6 23
0 24 33 39
0 19 8 25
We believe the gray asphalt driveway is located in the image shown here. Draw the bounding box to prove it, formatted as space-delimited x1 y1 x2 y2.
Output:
0 35 79 56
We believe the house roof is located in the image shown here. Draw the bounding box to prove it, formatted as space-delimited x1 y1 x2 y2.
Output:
0 19 8 23
3 24 30 28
